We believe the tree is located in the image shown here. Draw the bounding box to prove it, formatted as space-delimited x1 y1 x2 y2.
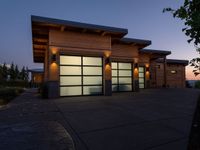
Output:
14 65 19 80
163 0 200 75
25 67 29 81
2 63 8 80
19 66 26 80
9 63 15 80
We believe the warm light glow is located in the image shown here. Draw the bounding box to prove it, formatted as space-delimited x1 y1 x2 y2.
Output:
134 68 139 78
145 63 149 68
51 47 58 54
104 51 111 58
186 66 200 80
145 71 150 80
105 64 111 80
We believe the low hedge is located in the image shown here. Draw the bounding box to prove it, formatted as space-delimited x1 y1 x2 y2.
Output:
0 87 24 105
0 80 29 88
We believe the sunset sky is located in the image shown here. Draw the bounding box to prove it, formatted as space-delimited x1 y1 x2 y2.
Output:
0 0 199 80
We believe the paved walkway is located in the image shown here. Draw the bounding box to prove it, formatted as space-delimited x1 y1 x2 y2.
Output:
0 89 75 150
0 88 199 150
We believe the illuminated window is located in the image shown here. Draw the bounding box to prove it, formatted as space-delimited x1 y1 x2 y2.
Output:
171 70 177 74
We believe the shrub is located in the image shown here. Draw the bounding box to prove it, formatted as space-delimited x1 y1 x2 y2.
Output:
195 81 200 89
0 87 24 105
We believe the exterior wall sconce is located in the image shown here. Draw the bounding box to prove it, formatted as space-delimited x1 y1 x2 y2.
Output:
51 54 56 63
134 63 138 69
146 67 149 72
105 57 110 65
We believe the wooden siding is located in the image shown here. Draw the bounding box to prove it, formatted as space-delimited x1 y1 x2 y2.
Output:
49 30 111 51
112 44 139 59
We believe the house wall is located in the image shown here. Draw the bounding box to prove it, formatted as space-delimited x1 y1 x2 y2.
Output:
111 44 138 60
45 30 113 97
166 64 186 88
152 62 186 88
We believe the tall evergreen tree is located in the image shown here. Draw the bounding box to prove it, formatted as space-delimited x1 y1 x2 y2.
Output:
2 63 8 80
20 66 26 80
25 67 29 81
14 65 19 80
0 64 3 80
9 63 15 80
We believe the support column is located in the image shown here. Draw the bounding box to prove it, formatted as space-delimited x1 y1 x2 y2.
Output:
133 59 139 92
104 52 112 96
45 47 59 98
145 64 150 88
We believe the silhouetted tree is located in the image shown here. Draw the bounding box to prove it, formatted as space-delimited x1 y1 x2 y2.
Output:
14 65 19 80
9 63 15 80
163 0 200 76
2 63 8 80
19 66 26 80
25 67 29 81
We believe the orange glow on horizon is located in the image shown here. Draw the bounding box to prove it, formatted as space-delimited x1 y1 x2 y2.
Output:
186 66 200 80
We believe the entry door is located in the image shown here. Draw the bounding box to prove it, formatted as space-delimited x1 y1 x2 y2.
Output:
139 67 145 89
59 55 103 96
112 62 132 92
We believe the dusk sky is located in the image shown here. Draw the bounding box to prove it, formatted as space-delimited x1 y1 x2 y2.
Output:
0 0 199 80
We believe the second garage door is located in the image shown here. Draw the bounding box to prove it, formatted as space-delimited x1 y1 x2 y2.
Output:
112 62 132 92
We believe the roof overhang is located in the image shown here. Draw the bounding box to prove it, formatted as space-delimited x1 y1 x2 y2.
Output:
140 49 171 60
156 59 188 66
31 15 128 63
112 37 151 48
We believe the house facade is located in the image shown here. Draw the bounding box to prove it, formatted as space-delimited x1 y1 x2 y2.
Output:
31 16 188 98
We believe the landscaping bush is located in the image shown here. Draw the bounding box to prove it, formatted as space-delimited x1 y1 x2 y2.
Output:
195 81 200 89
0 87 24 105
0 80 29 88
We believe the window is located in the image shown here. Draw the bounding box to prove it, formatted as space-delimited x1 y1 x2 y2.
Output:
171 70 177 74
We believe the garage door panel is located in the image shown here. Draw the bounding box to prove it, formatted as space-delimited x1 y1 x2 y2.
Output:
60 56 81 65
60 76 82 85
60 86 82 96
83 67 102 75
83 86 102 95
118 70 132 77
83 57 102 66
119 77 132 84
83 76 102 85
60 66 81 75
119 85 132 91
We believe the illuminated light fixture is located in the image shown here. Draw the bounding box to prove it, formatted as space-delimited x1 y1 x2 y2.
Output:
134 63 138 69
146 67 149 72
105 57 110 65
51 54 56 63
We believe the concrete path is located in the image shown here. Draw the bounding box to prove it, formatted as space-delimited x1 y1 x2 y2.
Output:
0 89 75 150
54 88 199 150
0 88 199 150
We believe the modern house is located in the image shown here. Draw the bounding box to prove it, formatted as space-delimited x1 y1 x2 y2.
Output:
31 15 188 98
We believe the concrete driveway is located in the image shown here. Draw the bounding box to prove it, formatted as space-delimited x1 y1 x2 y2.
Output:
54 88 200 150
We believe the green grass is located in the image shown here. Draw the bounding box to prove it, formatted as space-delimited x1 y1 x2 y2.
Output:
0 87 24 105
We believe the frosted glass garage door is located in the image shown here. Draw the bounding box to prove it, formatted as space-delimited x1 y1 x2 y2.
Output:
112 62 132 92
139 67 145 89
60 55 103 96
